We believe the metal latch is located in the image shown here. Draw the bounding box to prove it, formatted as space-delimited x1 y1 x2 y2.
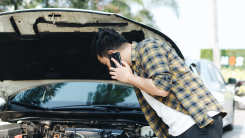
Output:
51 14 56 25
0 89 9 110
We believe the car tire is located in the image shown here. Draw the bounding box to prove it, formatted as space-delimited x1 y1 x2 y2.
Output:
224 103 235 131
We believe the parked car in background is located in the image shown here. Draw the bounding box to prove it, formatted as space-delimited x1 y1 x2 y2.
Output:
193 59 235 130
233 80 245 109
235 93 245 109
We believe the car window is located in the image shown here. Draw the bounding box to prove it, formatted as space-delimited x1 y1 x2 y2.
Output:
11 82 139 108
207 64 218 82
200 63 212 84
195 62 201 74
190 65 201 79
212 65 226 85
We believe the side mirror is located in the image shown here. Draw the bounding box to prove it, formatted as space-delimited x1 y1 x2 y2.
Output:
228 78 237 84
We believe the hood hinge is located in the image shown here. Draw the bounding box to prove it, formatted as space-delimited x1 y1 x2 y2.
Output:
0 89 9 110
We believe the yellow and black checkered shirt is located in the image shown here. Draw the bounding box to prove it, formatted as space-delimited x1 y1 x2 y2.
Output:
131 38 227 138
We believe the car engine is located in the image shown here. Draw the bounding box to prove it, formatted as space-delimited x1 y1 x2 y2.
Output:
0 120 156 138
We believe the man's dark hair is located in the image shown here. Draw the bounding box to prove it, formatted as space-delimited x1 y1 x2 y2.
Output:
92 28 128 58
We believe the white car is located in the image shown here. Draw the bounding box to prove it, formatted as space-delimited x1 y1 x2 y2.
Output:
234 81 245 109
190 59 235 130
0 9 232 138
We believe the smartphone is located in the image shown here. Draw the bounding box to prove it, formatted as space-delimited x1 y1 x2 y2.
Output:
109 52 122 68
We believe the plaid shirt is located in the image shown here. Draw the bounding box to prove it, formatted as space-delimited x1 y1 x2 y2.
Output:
131 38 227 138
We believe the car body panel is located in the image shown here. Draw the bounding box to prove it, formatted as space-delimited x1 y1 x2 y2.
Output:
0 8 183 59
194 59 234 128
235 95 245 109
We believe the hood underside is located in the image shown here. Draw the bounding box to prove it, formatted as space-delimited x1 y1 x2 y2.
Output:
0 8 184 98
0 8 183 80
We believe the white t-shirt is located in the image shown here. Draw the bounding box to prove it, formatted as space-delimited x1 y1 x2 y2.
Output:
140 90 219 136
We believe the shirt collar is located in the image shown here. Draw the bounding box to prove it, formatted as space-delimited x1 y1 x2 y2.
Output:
131 41 137 62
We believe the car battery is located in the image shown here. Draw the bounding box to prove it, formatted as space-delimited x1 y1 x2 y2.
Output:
0 123 22 138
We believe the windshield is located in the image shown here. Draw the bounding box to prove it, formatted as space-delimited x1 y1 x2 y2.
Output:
11 82 139 108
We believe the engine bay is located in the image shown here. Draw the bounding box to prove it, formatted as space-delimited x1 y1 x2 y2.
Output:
0 120 156 138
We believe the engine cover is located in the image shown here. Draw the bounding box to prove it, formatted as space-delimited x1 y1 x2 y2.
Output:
65 128 127 138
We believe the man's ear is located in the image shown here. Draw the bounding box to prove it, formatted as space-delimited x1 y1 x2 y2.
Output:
108 50 117 55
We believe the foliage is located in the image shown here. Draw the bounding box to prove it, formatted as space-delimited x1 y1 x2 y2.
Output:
200 49 213 61
0 0 23 10
238 86 245 95
86 83 133 105
0 0 9 12
201 49 245 60
149 0 179 18
201 49 245 86
0 0 179 28
221 68 245 82
201 49 245 69
13 83 67 106
221 68 245 95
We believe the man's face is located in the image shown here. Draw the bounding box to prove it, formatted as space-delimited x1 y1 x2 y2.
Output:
97 54 111 69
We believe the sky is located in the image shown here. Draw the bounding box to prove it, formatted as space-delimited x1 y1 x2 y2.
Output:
150 0 245 59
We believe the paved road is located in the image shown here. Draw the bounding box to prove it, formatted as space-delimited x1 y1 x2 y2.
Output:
223 109 245 138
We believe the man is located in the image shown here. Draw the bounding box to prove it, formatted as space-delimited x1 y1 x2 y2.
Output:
92 28 226 138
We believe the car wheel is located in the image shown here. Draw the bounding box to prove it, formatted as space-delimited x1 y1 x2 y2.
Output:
225 103 235 130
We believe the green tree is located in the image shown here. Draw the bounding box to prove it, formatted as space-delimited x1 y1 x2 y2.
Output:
147 0 179 18
13 83 66 106
88 0 179 28
0 0 9 12
86 83 133 105
0 0 179 29
0 0 23 10
69 0 90 9
200 49 213 61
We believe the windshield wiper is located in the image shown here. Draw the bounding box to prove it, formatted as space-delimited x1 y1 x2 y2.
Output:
9 101 47 110
49 105 141 112
49 105 110 113
93 105 141 111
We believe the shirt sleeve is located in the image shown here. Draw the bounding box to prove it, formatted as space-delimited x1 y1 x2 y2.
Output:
138 38 172 92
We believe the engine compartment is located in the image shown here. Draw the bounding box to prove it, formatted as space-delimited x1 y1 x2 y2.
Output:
0 120 156 138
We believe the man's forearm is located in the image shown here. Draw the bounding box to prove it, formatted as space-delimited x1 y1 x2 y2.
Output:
128 74 169 97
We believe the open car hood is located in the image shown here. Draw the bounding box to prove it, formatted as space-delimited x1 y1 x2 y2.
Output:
0 8 184 99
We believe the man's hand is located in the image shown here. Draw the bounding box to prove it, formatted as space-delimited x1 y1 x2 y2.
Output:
109 58 133 83
109 58 169 97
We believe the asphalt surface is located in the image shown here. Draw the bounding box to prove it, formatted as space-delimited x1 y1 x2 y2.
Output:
223 109 245 138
